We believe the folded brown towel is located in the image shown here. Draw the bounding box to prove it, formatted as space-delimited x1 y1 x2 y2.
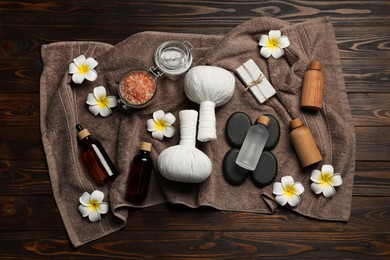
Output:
40 17 355 247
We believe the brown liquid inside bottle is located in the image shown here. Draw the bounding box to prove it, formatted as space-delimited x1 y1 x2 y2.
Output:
76 124 119 186
126 142 153 202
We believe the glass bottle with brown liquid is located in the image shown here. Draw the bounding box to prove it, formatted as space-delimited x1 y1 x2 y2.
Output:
76 124 119 185
125 142 153 202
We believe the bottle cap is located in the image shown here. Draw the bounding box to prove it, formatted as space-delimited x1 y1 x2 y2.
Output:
76 124 91 140
140 142 152 152
290 118 303 129
256 115 270 126
309 60 321 71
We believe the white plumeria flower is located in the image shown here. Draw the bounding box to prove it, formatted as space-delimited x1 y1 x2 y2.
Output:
78 190 109 222
86 86 117 117
273 176 304 207
259 30 290 59
147 110 175 140
310 164 343 198
69 55 98 84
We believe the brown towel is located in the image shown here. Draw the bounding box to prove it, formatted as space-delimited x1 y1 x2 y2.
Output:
40 17 355 247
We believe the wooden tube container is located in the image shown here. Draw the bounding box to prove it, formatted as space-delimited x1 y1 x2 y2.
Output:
301 60 324 110
290 118 322 167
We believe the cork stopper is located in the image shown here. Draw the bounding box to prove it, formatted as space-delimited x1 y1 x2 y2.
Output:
309 60 321 71
140 142 152 152
290 118 303 129
256 115 270 126
76 124 91 140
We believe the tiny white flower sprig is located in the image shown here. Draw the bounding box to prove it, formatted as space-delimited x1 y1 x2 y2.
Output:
311 164 343 198
259 30 290 59
78 190 109 222
273 176 304 207
86 86 117 117
147 110 176 140
69 55 98 84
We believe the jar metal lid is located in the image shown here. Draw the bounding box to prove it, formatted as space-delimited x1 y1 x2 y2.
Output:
154 40 193 76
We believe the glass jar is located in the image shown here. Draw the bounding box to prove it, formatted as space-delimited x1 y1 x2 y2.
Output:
117 40 193 114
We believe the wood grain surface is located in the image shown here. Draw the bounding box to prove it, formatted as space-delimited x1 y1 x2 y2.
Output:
0 0 389 258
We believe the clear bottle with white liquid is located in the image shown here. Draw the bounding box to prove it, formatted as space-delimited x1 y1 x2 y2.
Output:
235 115 270 171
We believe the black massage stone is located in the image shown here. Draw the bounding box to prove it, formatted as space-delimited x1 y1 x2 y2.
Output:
225 112 252 147
251 151 278 188
223 148 250 185
255 113 280 150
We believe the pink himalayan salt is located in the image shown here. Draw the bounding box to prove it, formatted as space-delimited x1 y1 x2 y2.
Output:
121 71 155 105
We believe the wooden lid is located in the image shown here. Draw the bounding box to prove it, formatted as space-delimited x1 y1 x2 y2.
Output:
77 129 91 140
140 142 152 152
256 115 270 126
309 60 321 71
290 118 303 129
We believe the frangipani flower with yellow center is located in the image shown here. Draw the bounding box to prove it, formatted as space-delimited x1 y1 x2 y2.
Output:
86 86 117 117
259 30 290 59
69 55 98 84
273 176 304 207
311 164 343 198
147 110 175 140
78 190 109 222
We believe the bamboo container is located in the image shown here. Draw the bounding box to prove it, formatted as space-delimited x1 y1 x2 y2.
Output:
301 60 324 110
290 118 322 167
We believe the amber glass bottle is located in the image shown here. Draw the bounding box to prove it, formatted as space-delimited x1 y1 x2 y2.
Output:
76 124 119 185
126 142 153 202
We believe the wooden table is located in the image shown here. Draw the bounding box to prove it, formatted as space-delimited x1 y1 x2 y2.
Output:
1 1 389 258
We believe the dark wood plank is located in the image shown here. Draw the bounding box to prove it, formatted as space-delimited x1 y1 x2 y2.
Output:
0 230 389 259
0 195 388 232
0 93 389 126
0 125 387 161
1 0 389 26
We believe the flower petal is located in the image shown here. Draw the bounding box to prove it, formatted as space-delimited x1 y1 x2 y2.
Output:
152 129 164 140
153 110 165 122
90 190 104 204
287 194 301 207
163 113 176 125
311 183 324 195
275 194 288 206
260 47 272 58
272 182 284 195
259 35 270 47
99 106 112 117
147 119 158 131
97 202 109 214
73 55 86 67
331 174 343 187
278 35 290 48
323 185 336 198
281 176 294 189
322 164 334 175
293 182 305 195
78 205 91 217
88 210 101 222
84 69 97 82
93 86 107 100
85 57 98 69
72 73 85 84
86 93 98 105
89 105 101 116
79 192 91 206
69 63 78 74
105 96 117 108
269 30 281 39
310 169 322 183
163 125 175 138
271 47 284 59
